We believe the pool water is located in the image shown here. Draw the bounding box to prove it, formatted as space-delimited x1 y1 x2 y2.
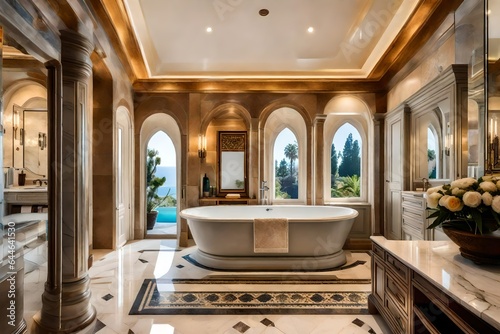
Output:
156 207 177 223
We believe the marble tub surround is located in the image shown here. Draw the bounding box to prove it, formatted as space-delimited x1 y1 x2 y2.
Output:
371 236 500 331
23 239 391 333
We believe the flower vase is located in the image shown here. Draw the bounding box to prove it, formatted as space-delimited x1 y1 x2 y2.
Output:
443 227 500 265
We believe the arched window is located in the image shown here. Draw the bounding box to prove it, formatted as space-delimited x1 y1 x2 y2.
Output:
331 123 362 198
264 107 307 204
427 126 439 179
323 96 371 203
274 128 299 199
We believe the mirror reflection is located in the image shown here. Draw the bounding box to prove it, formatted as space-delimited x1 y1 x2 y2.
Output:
2 35 48 184
488 0 500 171
21 108 48 177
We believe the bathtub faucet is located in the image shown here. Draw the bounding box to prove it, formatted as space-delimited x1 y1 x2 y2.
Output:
260 181 269 205
422 178 431 192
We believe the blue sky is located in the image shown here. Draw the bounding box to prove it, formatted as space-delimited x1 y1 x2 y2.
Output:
148 131 176 166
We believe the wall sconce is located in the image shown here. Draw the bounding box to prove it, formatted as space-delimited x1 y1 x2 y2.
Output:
198 134 207 159
38 132 47 150
444 122 451 156
13 108 20 140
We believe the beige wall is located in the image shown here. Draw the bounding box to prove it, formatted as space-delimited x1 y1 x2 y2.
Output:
387 28 456 111
134 92 378 247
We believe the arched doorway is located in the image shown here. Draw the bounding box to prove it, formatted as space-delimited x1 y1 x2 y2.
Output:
147 131 177 237
139 113 181 240
116 106 133 247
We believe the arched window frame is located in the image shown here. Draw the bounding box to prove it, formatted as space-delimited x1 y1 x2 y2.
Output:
264 108 307 204
324 115 369 203
427 124 440 179
272 127 300 201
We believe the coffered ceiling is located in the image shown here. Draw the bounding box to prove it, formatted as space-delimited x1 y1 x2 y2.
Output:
99 0 463 83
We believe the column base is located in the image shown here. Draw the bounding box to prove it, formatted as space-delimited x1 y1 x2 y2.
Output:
31 276 96 334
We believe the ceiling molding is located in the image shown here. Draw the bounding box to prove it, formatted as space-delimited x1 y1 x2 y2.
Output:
94 0 464 92
89 0 148 81
132 79 383 94
378 0 464 85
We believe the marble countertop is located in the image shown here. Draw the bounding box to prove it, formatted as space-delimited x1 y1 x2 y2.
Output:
4 185 47 192
371 236 500 331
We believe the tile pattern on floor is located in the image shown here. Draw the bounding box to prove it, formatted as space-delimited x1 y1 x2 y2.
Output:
22 239 390 333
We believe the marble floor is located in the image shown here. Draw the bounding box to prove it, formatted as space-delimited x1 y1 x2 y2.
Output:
23 239 391 334
146 222 177 237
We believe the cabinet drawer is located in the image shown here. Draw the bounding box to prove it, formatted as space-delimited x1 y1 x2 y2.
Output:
402 221 424 240
372 243 385 259
385 295 408 334
402 215 423 229
386 253 409 282
386 271 409 315
402 205 424 220
401 196 426 210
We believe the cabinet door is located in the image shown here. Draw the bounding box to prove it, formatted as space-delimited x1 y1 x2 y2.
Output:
385 107 410 240
372 255 385 305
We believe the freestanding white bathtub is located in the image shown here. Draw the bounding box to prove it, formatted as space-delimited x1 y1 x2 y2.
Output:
180 205 358 271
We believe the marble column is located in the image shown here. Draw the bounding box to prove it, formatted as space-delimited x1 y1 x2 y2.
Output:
32 30 96 333
313 115 327 205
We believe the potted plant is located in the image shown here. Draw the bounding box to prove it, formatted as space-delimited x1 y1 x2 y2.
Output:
146 148 168 230
426 176 500 264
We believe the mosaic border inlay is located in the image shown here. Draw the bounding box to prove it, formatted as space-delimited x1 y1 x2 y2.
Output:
129 279 369 315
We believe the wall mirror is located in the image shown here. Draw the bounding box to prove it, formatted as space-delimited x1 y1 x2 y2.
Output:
218 131 247 195
409 65 468 186
487 0 500 172
13 105 48 177
414 106 448 181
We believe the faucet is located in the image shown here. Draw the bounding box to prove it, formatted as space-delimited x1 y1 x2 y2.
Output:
260 181 269 205
34 178 48 186
422 178 431 192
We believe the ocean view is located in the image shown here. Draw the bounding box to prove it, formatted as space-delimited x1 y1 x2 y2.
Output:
155 166 177 198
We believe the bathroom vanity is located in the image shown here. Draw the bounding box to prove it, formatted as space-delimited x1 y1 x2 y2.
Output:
369 236 500 333
3 186 48 215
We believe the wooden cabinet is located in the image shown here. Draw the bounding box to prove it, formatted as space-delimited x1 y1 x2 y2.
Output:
369 239 499 333
401 191 445 241
369 243 410 333
412 273 498 333
401 192 427 240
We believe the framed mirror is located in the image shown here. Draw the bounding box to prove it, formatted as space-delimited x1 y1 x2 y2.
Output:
23 109 48 176
12 105 48 177
487 1 500 172
218 131 247 195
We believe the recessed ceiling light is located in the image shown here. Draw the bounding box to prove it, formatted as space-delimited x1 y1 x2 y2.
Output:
259 9 269 16
308 27 314 33
206 27 213 33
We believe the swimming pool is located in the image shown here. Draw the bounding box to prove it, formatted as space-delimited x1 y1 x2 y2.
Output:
156 207 177 223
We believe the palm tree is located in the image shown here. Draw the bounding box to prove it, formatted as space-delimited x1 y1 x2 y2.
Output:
284 143 298 175
331 175 360 198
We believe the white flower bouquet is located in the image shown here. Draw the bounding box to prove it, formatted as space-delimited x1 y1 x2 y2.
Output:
426 176 500 234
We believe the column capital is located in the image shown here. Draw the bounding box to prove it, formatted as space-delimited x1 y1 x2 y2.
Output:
60 30 93 80
314 114 328 125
